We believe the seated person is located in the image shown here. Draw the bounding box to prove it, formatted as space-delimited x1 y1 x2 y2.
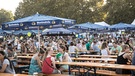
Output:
58 45 72 71
68 42 78 57
0 51 15 74
28 48 45 75
101 42 110 55
79 41 87 55
92 40 100 55
4 47 15 59
55 51 62 62
116 44 131 74
42 47 59 74
110 42 122 54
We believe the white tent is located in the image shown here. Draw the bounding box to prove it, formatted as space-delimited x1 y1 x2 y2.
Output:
94 21 110 26
131 19 135 25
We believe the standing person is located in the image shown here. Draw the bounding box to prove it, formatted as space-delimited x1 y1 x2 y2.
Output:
0 51 15 74
42 47 59 74
17 41 21 53
28 49 45 75
116 44 131 74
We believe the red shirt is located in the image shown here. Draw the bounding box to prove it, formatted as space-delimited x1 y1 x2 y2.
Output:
42 57 54 74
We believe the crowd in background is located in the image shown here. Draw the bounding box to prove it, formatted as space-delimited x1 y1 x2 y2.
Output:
0 33 135 75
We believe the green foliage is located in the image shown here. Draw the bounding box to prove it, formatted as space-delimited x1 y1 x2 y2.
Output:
102 0 135 24
14 0 104 23
0 9 14 26
14 0 135 24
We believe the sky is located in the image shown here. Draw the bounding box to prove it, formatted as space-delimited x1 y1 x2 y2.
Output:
0 0 22 14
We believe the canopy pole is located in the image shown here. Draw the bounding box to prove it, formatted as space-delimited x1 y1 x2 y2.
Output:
38 26 40 52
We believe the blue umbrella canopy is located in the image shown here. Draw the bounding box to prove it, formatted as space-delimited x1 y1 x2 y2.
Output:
0 28 12 35
42 28 75 35
109 23 135 30
0 28 5 36
13 30 32 35
2 13 76 30
53 17 76 25
13 30 42 35
69 22 107 31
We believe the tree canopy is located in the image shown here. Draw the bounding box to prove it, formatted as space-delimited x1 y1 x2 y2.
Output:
103 0 135 24
0 9 14 26
14 0 104 23
13 0 135 24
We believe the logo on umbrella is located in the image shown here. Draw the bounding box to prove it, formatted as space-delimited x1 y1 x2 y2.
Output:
32 22 36 25
62 20 65 24
5 24 8 28
52 21 56 24
72 21 74 24
20 23 24 26
50 25 53 28
24 26 28 30
40 26 44 29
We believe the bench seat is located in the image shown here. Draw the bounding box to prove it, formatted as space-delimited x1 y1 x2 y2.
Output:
71 69 130 76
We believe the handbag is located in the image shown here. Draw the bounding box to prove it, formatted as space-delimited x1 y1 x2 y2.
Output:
44 59 54 69
44 59 61 74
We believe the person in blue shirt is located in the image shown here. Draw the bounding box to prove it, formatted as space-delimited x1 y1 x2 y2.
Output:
92 40 100 55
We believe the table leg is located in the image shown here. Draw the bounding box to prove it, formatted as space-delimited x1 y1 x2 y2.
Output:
69 65 71 75
93 67 96 76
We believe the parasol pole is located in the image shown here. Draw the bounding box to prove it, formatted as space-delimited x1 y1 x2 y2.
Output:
38 26 40 52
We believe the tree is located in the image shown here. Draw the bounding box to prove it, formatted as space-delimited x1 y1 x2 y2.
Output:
0 9 14 26
102 0 135 24
14 0 104 23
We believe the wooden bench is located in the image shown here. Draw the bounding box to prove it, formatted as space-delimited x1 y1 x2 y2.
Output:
0 73 28 76
14 65 29 74
46 74 73 76
38 73 73 76
89 70 131 76
71 69 130 76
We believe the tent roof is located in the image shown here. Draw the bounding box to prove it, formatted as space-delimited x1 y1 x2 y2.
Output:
70 22 107 29
42 28 74 35
4 13 75 24
109 23 135 29
94 21 110 26
131 19 135 25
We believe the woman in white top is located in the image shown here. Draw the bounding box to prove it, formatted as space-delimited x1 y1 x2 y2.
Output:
80 41 87 55
68 42 78 57
58 45 72 72
0 51 15 74
101 42 110 55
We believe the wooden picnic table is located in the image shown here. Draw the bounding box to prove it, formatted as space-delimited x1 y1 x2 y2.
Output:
71 58 116 62
56 62 135 75
79 55 117 58
17 56 32 59
21 53 34 56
